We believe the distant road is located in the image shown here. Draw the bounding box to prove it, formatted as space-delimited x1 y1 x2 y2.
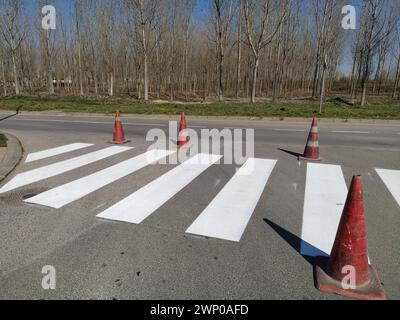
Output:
1 113 399 151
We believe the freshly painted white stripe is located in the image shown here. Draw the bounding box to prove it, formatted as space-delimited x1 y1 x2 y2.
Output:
25 143 93 163
376 169 400 207
186 158 277 242
24 149 174 208
331 131 369 134
300 163 348 257
0 146 132 193
97 153 222 224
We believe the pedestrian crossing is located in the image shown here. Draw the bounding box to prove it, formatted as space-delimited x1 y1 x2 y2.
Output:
1 142 399 244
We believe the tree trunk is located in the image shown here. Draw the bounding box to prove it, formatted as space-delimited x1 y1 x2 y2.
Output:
75 5 84 96
11 51 20 95
236 6 242 99
319 55 327 114
109 72 114 96
251 56 259 103
272 29 282 102
393 55 400 99
140 18 149 101
361 47 372 107
1 60 7 96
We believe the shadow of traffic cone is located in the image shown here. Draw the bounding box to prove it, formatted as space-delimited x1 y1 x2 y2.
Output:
315 175 386 300
299 117 322 162
177 112 190 148
109 110 130 145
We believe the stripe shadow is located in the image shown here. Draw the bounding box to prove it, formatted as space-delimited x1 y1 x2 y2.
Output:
264 219 328 269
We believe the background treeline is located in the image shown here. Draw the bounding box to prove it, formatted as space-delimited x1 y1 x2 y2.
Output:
0 0 399 106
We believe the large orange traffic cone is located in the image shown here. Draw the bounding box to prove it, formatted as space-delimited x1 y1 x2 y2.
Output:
315 175 386 300
110 110 130 144
299 117 322 162
177 112 189 148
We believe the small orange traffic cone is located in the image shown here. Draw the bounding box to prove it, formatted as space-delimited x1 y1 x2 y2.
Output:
177 112 189 148
110 110 130 145
299 117 322 162
315 175 386 300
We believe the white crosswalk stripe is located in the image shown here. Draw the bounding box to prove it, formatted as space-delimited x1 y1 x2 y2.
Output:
376 168 400 207
0 146 132 194
96 153 222 224
24 149 175 209
186 158 277 242
300 163 348 257
25 143 94 163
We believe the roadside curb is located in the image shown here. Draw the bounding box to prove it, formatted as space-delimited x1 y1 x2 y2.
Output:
1 110 400 125
0 132 23 183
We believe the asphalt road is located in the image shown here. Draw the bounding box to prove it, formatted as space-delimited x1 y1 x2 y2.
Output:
0 112 399 300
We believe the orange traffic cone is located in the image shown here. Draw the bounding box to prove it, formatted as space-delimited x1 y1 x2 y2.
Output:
177 112 189 148
299 117 322 162
110 110 130 145
315 175 386 300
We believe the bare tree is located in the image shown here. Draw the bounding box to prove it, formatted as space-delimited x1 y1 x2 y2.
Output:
235 4 242 98
37 0 56 94
212 0 234 101
73 0 84 95
0 38 7 96
358 0 396 106
127 0 159 101
393 24 400 99
0 0 26 95
242 0 289 103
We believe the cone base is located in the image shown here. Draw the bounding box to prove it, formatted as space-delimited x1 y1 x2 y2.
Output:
315 265 386 300
109 140 131 145
298 156 322 162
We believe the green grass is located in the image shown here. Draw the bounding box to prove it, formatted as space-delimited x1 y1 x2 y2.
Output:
0 95 399 120
0 133 7 147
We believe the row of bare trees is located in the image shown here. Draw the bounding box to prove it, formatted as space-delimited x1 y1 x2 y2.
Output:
0 0 399 104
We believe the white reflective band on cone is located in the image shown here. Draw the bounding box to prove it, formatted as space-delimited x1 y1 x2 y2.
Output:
307 140 319 147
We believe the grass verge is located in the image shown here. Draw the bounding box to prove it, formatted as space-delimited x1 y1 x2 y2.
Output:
0 133 7 147
0 96 399 120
